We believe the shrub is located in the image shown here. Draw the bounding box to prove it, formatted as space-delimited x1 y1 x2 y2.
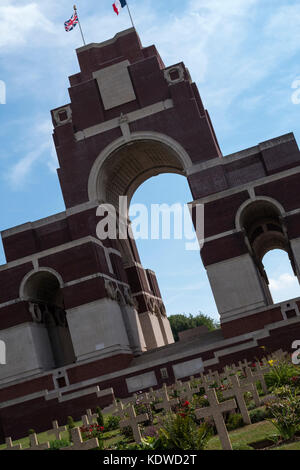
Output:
266 389 300 441
265 359 300 389
121 425 134 440
28 429 35 435
113 440 140 450
247 401 257 411
157 412 212 450
49 439 70 450
194 394 209 409
105 415 121 432
67 416 75 441
143 425 158 438
96 407 104 427
249 408 267 423
66 416 75 429
226 413 245 431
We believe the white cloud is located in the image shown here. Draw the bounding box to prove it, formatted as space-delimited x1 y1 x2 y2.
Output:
6 142 48 188
269 273 298 292
0 2 54 49
5 117 57 189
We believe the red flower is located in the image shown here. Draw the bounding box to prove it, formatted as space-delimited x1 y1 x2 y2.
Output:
179 413 186 418
183 401 190 407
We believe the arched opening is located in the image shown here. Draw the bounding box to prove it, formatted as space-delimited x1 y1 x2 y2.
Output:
129 173 218 320
23 271 75 368
240 199 300 305
263 249 300 303
89 137 218 349
91 138 191 269
94 139 187 208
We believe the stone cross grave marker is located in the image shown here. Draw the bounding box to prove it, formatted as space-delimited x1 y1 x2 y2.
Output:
87 409 98 424
168 380 186 400
238 359 251 370
189 376 203 389
221 364 239 382
269 349 287 361
135 391 153 407
261 357 270 367
119 404 149 444
195 388 237 450
222 375 253 425
179 381 200 402
240 369 261 406
5 437 22 450
244 365 270 395
81 414 90 427
47 420 67 441
148 387 159 402
168 380 183 392
25 433 50 450
102 399 127 418
200 372 210 386
206 370 222 386
154 384 179 412
63 427 99 450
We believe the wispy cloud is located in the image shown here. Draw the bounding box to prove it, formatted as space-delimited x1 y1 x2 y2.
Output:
269 273 299 292
5 117 57 189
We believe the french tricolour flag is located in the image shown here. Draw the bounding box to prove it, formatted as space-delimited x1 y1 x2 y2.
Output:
113 0 127 15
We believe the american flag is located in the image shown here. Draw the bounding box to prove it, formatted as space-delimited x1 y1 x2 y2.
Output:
64 12 79 32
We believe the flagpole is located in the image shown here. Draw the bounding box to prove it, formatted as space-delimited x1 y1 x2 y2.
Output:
73 4 86 46
125 0 135 30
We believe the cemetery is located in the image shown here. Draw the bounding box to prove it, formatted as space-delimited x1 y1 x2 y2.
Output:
1 350 300 451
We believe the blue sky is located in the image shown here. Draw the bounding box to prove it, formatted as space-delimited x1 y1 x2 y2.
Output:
1 0 300 321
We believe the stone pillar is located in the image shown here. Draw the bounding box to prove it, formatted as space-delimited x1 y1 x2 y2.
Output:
66 297 132 362
139 311 165 350
0 322 55 384
206 253 269 323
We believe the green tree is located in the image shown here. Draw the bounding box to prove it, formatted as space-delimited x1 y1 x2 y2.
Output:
168 312 219 342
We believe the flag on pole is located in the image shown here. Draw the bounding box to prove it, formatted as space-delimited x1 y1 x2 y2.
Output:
113 0 127 15
64 11 79 31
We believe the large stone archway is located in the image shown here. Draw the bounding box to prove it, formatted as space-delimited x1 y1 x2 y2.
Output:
88 132 193 207
88 136 193 351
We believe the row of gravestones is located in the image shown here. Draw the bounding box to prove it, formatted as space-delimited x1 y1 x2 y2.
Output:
3 350 287 451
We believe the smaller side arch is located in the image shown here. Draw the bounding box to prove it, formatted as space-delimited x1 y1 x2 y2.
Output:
235 196 286 232
20 268 76 368
19 268 64 302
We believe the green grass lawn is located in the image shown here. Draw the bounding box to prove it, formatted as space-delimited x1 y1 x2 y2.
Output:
206 421 279 450
273 441 300 450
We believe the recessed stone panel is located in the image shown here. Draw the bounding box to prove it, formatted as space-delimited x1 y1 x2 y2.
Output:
172 358 204 379
126 371 157 393
93 60 136 110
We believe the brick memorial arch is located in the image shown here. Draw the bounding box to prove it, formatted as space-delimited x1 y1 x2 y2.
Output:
1 28 300 440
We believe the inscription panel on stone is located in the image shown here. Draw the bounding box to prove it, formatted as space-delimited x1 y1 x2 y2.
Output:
126 371 157 393
93 60 136 110
173 358 204 379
